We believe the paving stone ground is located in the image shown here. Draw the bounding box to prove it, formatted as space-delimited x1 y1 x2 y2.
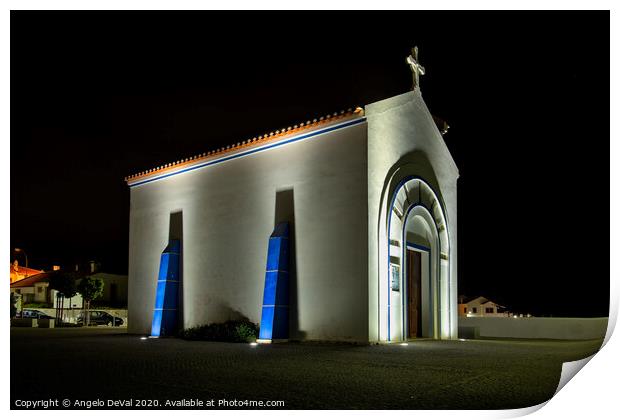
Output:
10 327 603 410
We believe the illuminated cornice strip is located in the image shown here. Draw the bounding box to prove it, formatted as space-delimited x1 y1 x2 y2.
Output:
128 116 367 188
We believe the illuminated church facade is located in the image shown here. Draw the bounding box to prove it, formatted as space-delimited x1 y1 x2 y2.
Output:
125 55 459 343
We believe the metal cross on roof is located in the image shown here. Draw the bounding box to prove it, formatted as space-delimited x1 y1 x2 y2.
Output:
406 46 426 90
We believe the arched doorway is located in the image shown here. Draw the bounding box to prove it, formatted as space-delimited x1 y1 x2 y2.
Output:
384 177 451 341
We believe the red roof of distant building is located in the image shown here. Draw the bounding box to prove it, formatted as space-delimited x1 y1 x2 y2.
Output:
10 265 43 277
10 272 53 288
10 264 44 284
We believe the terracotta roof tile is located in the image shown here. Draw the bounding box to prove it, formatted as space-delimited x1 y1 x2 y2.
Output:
124 107 364 184
10 272 53 288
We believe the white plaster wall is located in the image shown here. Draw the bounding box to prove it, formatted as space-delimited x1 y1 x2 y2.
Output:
388 214 404 340
366 89 459 342
128 121 369 342
51 290 83 309
34 283 48 303
459 317 609 340
13 286 34 302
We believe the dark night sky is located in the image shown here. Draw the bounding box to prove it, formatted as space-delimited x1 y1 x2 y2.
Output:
11 11 609 317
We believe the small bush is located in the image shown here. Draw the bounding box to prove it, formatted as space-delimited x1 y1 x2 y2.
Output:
179 320 259 343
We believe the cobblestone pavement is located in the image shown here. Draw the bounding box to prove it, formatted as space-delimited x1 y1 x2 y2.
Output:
10 328 603 409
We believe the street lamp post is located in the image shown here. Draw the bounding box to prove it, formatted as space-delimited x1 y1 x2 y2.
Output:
13 248 28 318
14 248 28 270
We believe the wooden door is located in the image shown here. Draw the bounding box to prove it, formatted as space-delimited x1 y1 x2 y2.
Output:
407 250 422 338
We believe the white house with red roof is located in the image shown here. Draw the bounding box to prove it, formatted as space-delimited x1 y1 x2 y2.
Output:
9 261 43 284
458 296 510 318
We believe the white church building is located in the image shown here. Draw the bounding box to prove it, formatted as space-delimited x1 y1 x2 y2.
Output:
125 50 459 343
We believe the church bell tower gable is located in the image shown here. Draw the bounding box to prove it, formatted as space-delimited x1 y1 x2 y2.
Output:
365 87 459 342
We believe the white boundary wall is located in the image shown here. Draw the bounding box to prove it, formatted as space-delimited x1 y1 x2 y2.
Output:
459 317 608 340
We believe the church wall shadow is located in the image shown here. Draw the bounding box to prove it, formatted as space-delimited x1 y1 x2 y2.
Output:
169 210 183 333
274 188 306 340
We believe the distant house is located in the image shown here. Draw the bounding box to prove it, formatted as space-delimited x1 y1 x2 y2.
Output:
9 260 44 284
10 272 51 304
91 273 128 307
458 296 509 318
9 271 83 309
71 262 128 308
10 257 128 309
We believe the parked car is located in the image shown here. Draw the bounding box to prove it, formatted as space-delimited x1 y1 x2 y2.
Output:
21 309 53 319
77 311 124 326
